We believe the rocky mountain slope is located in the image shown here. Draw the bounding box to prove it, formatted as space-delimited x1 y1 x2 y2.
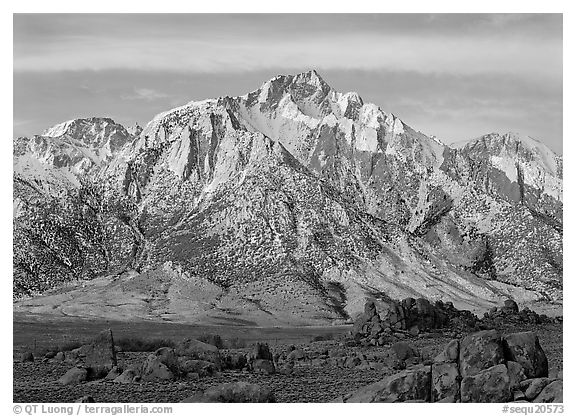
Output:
13 71 562 325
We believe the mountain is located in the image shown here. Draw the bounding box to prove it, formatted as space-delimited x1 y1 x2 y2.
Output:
13 71 563 325
14 117 133 191
13 118 137 293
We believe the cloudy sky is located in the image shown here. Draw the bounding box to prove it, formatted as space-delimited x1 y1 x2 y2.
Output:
13 14 563 153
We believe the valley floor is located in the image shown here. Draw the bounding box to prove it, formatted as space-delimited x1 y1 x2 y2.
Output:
13 315 562 403
13 313 348 355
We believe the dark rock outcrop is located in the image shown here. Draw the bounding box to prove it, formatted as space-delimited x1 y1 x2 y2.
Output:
351 298 481 345
342 329 561 403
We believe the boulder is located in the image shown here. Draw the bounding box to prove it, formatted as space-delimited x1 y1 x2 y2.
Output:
459 330 505 377
251 343 273 361
503 299 519 314
343 364 431 403
522 378 553 400
411 298 448 330
431 362 460 402
113 368 139 384
401 297 416 310
286 349 306 361
252 359 275 375
391 342 418 361
181 382 275 403
175 338 218 355
385 301 408 330
175 338 221 367
54 352 65 361
434 339 459 363
460 364 512 403
152 347 180 374
506 361 527 389
277 360 294 375
502 332 548 378
82 329 117 377
59 367 88 386
344 356 362 368
140 355 175 381
222 353 247 370
179 359 217 377
20 351 34 362
533 380 562 403
352 301 383 339
408 325 420 336
384 356 406 371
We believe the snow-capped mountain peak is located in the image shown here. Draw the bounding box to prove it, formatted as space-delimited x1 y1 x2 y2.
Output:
14 117 138 186
42 119 77 138
13 72 563 324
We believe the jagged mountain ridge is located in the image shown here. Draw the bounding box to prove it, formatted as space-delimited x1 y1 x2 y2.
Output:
14 117 133 193
14 117 134 221
13 71 562 324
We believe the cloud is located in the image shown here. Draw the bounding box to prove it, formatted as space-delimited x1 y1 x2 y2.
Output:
13 33 561 83
13 14 562 84
121 88 169 102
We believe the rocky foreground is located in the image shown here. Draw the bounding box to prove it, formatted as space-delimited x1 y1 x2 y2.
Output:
14 300 562 403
